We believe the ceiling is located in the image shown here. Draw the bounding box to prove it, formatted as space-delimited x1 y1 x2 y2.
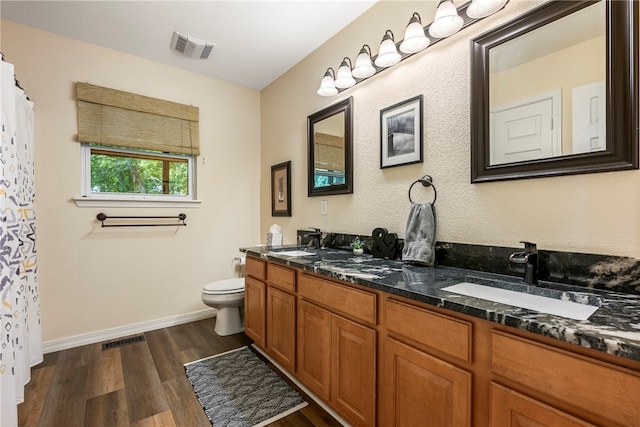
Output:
1 1 377 90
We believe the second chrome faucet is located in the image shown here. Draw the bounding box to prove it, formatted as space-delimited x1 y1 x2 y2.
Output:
509 241 538 285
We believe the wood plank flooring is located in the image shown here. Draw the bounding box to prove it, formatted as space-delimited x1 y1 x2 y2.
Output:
18 318 342 427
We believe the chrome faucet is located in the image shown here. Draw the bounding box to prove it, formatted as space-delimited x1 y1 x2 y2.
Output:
303 227 322 250
509 241 538 285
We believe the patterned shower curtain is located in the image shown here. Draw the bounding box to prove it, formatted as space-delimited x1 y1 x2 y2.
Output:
0 60 42 426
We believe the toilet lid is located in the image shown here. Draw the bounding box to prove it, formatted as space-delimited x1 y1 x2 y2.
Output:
203 278 245 294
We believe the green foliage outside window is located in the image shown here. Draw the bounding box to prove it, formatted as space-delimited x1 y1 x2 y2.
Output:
314 169 345 188
90 150 189 196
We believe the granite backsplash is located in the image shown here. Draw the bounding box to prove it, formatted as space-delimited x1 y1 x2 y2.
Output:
296 229 640 296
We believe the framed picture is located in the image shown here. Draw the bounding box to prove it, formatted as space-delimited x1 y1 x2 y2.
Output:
380 95 423 168
271 161 291 216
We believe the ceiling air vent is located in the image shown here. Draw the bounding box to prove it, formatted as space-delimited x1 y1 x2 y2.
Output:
170 31 216 59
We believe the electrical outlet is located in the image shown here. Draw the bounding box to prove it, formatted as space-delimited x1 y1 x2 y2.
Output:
321 200 328 215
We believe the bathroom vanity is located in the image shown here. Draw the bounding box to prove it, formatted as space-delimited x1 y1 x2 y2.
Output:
242 247 640 427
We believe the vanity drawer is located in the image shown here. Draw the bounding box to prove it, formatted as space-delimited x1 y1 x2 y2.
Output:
490 382 595 427
491 330 640 426
385 298 472 363
299 273 377 325
268 263 296 292
246 256 266 281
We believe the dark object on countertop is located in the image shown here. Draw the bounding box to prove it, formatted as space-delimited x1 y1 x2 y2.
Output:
304 227 322 249
509 241 538 285
371 227 398 259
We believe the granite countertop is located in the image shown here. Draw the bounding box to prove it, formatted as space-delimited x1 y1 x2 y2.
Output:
242 246 640 363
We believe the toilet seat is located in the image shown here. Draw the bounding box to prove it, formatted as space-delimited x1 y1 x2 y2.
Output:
203 277 245 295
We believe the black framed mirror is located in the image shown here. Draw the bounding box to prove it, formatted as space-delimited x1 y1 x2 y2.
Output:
470 0 638 182
307 97 353 196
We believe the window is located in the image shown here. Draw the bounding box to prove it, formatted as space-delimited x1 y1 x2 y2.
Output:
314 169 345 187
75 82 200 203
82 144 194 199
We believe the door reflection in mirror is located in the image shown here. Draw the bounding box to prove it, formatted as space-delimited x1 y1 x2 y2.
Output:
488 0 605 165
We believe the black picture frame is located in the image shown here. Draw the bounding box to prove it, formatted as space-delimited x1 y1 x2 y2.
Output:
271 161 291 217
380 95 424 168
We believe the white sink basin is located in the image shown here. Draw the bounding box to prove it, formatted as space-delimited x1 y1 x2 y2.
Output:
271 250 315 257
442 282 599 320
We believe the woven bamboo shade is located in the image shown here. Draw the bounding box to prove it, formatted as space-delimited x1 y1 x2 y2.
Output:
76 82 200 156
314 132 345 171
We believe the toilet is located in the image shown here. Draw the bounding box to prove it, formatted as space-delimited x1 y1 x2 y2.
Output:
201 277 245 336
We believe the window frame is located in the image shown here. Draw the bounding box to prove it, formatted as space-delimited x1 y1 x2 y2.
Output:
81 143 196 202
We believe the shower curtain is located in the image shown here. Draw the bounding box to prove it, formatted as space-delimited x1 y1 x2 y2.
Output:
0 60 42 426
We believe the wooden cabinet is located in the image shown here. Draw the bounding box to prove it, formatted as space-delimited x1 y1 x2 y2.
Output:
491 330 640 426
380 337 472 427
245 256 266 281
490 382 595 427
267 286 296 371
297 300 331 401
380 298 472 427
298 274 377 427
331 315 376 427
244 256 640 427
244 275 266 348
265 263 297 372
245 256 297 368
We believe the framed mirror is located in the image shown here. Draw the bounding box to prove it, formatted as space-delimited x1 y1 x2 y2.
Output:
308 97 353 196
471 0 638 182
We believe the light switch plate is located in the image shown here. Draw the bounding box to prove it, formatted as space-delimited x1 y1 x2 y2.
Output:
321 200 328 215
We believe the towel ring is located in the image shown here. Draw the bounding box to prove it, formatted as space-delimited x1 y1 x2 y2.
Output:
408 175 437 204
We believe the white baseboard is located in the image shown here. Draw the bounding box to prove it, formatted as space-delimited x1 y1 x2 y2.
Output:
42 308 217 354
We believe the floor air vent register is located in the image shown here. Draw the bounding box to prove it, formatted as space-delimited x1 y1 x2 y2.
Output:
102 335 145 350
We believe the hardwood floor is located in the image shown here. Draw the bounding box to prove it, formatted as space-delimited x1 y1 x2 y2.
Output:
18 318 342 427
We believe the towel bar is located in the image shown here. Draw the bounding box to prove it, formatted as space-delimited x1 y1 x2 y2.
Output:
408 175 437 204
96 213 187 227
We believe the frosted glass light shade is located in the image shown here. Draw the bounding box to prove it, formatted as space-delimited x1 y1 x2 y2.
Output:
317 69 338 96
334 58 356 88
375 30 401 68
400 13 430 54
428 0 464 39
352 45 376 79
467 0 508 18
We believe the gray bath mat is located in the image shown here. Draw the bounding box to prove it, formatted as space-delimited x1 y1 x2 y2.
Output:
184 346 308 427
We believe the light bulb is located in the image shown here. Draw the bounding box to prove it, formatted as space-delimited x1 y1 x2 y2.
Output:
334 58 356 89
352 45 376 79
375 30 401 68
317 68 338 96
466 0 508 19
400 12 430 54
428 0 464 39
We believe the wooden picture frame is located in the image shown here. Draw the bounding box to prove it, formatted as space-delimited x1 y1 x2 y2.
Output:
380 95 424 168
271 161 291 216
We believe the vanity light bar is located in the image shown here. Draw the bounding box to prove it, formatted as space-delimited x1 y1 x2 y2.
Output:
317 0 509 96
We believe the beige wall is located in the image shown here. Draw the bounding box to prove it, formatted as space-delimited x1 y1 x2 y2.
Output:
261 0 640 257
1 20 262 344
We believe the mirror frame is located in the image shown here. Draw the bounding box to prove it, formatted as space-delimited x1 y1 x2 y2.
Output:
307 97 353 196
470 0 638 183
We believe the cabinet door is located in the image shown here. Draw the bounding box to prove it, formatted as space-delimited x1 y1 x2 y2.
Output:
297 300 331 401
267 286 296 372
332 315 376 427
244 276 266 349
490 383 595 427
380 337 471 427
